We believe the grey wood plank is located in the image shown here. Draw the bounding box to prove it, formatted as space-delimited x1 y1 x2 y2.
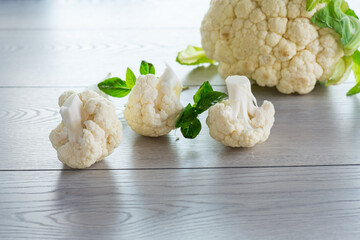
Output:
0 29 224 87
0 0 358 30
0 83 359 170
0 1 359 87
1 166 360 239
0 0 207 30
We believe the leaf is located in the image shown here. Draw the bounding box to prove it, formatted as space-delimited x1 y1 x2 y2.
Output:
97 77 132 98
126 67 136 87
195 91 228 114
352 49 360 82
346 82 360 96
326 55 353 86
341 1 359 19
140 61 148 75
176 104 197 128
311 0 360 95
176 45 217 65
344 8 359 19
193 81 213 105
98 61 156 98
312 0 360 55
180 118 202 139
140 61 155 75
347 50 360 95
306 0 330 11
176 81 227 139
149 63 155 75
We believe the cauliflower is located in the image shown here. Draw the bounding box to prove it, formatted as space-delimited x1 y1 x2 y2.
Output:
200 0 348 94
206 76 275 147
49 90 122 168
123 65 184 137
176 0 360 95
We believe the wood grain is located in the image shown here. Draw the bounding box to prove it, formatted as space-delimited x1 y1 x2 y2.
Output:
1 166 360 240
0 29 228 87
0 83 359 170
0 0 358 87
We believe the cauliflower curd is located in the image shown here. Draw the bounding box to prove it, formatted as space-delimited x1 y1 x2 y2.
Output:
207 76 275 147
201 0 345 94
124 65 184 137
49 90 122 168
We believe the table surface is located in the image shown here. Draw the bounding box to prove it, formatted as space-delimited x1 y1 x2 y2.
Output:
1 0 360 239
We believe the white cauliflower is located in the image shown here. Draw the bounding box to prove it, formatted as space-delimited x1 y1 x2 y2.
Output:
124 65 184 137
49 90 122 168
206 76 275 147
200 0 345 94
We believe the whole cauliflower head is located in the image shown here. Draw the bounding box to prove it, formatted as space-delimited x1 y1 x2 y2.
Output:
124 65 184 137
201 0 344 94
207 76 275 147
49 90 122 168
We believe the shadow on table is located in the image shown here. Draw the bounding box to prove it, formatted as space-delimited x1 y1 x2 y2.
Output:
217 144 255 161
55 162 125 237
232 79 334 102
130 134 180 168
182 65 221 86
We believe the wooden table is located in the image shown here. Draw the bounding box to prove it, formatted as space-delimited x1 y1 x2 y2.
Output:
1 0 360 239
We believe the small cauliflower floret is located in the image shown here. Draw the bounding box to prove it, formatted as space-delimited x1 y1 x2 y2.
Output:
206 76 275 147
124 65 183 137
285 18 318 50
49 90 122 168
279 50 323 94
